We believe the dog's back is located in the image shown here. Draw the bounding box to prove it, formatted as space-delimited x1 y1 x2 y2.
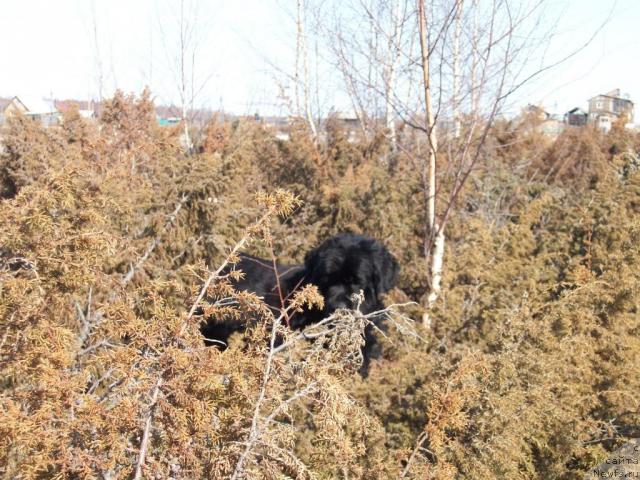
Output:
231 254 305 309
200 253 305 346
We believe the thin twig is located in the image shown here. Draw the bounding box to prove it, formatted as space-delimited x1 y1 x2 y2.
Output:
262 382 318 426
400 431 430 478
134 376 163 480
230 309 283 480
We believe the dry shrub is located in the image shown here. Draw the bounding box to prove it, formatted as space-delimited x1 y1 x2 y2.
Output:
536 126 608 186
2 89 640 478
200 116 231 155
0 113 70 198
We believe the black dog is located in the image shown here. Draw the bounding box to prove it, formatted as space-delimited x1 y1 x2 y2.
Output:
200 232 399 369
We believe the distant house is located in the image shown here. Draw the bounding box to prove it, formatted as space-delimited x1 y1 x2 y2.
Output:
588 89 634 132
565 107 588 126
0 96 62 126
518 104 564 138
539 117 565 137
55 99 95 120
21 96 62 126
155 103 181 127
157 116 180 126
261 115 290 129
0 96 28 125
331 110 362 142
333 110 362 130
522 104 550 122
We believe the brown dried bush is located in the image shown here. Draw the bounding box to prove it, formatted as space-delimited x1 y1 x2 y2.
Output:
2 90 639 478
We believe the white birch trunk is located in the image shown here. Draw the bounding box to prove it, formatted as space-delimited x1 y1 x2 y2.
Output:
418 0 440 328
422 226 445 329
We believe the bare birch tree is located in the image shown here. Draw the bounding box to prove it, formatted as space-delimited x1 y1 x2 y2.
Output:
158 0 216 152
296 0 318 138
315 0 599 327
411 0 540 326
416 0 441 327
90 1 104 103
316 0 413 143
410 0 606 326
246 0 320 135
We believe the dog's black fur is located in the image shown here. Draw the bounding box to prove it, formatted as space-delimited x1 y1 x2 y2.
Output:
200 232 399 370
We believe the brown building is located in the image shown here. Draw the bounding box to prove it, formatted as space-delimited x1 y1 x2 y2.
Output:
588 89 634 132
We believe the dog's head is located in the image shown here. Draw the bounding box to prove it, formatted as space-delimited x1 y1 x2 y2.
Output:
302 232 399 319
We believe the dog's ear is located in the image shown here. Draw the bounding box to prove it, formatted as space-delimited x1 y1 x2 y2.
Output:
373 248 399 296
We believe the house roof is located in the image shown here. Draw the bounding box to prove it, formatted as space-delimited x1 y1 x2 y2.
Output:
333 110 359 121
0 96 29 112
261 116 289 126
18 96 58 114
55 99 89 112
589 89 634 104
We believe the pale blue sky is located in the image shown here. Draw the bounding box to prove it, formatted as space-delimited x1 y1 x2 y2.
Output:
0 0 637 119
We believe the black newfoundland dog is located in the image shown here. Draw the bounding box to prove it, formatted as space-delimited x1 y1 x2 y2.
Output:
200 232 399 368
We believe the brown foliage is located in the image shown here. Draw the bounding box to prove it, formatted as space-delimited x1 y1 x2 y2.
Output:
2 90 639 478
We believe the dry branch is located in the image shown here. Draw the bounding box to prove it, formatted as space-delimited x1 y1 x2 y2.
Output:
123 193 189 285
134 377 164 480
